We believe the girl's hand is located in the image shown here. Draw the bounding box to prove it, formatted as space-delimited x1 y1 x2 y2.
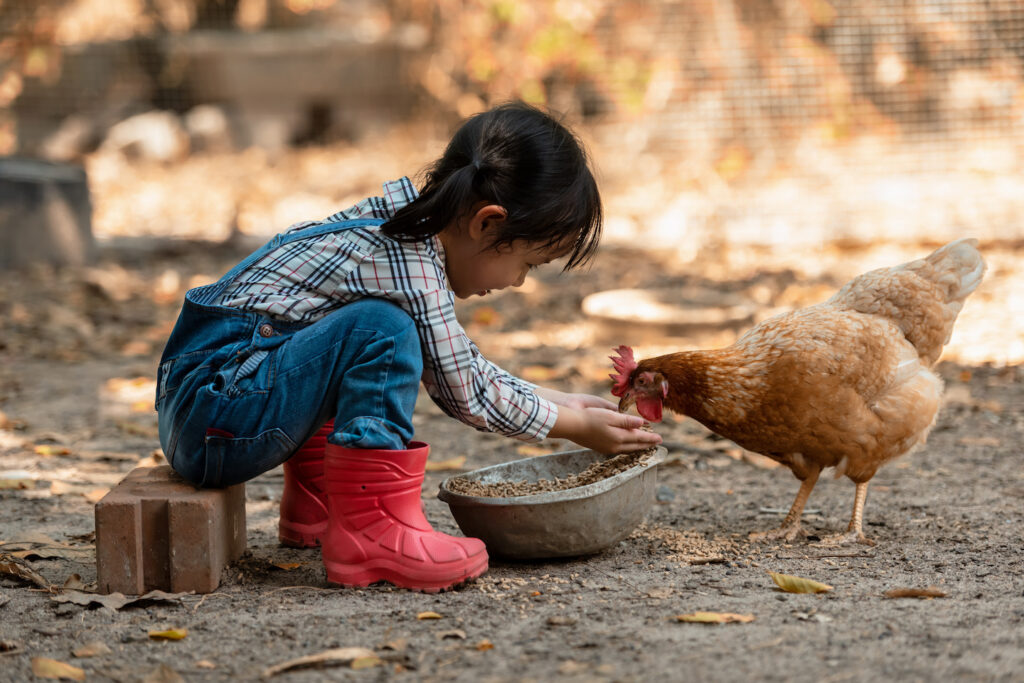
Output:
546 404 663 455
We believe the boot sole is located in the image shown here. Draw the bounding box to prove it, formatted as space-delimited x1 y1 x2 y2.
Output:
278 520 328 549
323 554 489 593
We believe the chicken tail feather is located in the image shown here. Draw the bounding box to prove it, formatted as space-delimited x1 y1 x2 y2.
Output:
827 238 986 365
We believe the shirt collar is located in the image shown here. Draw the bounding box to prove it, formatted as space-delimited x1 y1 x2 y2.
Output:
381 177 418 216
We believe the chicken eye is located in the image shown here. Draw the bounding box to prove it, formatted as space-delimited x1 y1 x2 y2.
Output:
637 377 647 386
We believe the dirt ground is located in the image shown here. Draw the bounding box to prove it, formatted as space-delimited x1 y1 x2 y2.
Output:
1 233 1022 682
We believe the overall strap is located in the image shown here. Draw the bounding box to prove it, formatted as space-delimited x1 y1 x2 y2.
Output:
188 218 387 306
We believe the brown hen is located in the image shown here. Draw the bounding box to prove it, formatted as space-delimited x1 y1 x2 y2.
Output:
611 239 986 545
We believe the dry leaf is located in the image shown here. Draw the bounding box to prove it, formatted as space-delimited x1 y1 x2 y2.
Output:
515 445 553 457
416 611 442 620
674 611 755 624
884 587 948 599
148 628 188 640
438 629 466 640
769 572 833 594
0 552 51 589
52 589 188 610
142 663 184 683
0 479 32 490
31 657 85 681
72 640 112 658
380 639 407 652
49 481 74 495
271 562 302 571
475 639 494 651
350 656 382 670
424 456 467 472
34 445 71 457
84 488 108 503
196 660 216 669
521 365 560 382
63 574 88 591
261 647 378 677
470 306 501 326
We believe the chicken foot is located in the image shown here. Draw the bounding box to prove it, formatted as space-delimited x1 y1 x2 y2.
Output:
750 468 820 542
817 481 876 546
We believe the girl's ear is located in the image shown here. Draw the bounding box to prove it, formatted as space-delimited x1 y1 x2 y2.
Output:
467 204 508 243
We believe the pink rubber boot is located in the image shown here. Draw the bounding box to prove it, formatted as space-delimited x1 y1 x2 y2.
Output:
278 421 333 548
322 441 488 592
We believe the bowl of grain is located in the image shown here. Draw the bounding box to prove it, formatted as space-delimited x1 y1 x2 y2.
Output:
437 446 667 559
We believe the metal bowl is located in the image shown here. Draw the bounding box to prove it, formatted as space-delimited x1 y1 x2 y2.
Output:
437 447 667 560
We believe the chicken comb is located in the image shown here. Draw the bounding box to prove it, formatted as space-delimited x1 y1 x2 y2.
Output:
609 345 637 397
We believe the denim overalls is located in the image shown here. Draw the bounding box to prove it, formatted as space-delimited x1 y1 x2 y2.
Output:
156 219 423 488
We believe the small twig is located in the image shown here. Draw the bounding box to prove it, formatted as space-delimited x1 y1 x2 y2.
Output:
188 593 231 612
589 566 647 596
776 552 875 560
263 585 335 597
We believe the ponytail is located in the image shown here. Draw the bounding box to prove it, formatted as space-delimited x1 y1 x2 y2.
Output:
382 102 602 271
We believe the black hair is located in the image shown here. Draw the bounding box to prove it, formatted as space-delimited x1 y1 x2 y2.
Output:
381 101 602 270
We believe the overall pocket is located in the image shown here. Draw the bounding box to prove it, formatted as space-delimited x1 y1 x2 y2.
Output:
201 427 297 488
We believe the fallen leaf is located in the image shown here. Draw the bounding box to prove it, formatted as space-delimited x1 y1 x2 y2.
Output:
769 571 833 594
470 306 501 326
52 589 188 610
196 660 216 669
50 481 74 495
271 562 302 571
34 445 71 457
350 656 382 670
884 587 948 599
84 489 108 503
416 611 442 620
475 639 494 651
142 663 184 683
515 445 553 457
0 479 32 490
72 640 112 657
63 574 89 591
1 640 23 654
148 628 187 641
0 552 51 589
521 365 560 382
380 639 407 652
674 611 755 624
438 629 466 640
424 455 467 471
31 657 85 681
261 647 378 677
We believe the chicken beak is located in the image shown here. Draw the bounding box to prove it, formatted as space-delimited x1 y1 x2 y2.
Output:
617 392 636 413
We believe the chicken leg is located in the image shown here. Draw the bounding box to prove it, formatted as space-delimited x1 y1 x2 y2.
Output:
818 481 876 546
750 467 820 542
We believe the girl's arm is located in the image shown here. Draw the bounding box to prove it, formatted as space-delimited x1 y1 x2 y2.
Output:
537 387 663 454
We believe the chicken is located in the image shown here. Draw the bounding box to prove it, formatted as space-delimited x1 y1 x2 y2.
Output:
610 239 986 545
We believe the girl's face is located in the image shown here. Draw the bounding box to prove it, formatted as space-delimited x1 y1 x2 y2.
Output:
440 205 573 299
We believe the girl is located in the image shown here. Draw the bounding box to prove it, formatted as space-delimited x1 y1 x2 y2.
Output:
156 102 662 593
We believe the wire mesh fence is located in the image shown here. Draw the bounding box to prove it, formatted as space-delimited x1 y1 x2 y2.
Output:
1 0 1022 246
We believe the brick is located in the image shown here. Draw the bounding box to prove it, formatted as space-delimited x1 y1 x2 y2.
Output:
95 466 246 595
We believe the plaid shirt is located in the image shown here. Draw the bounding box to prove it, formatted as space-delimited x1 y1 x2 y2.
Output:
216 178 557 442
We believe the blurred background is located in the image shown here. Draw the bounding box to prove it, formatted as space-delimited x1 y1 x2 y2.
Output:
1 0 1022 383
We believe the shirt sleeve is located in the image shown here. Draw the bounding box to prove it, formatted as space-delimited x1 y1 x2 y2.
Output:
347 241 559 442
